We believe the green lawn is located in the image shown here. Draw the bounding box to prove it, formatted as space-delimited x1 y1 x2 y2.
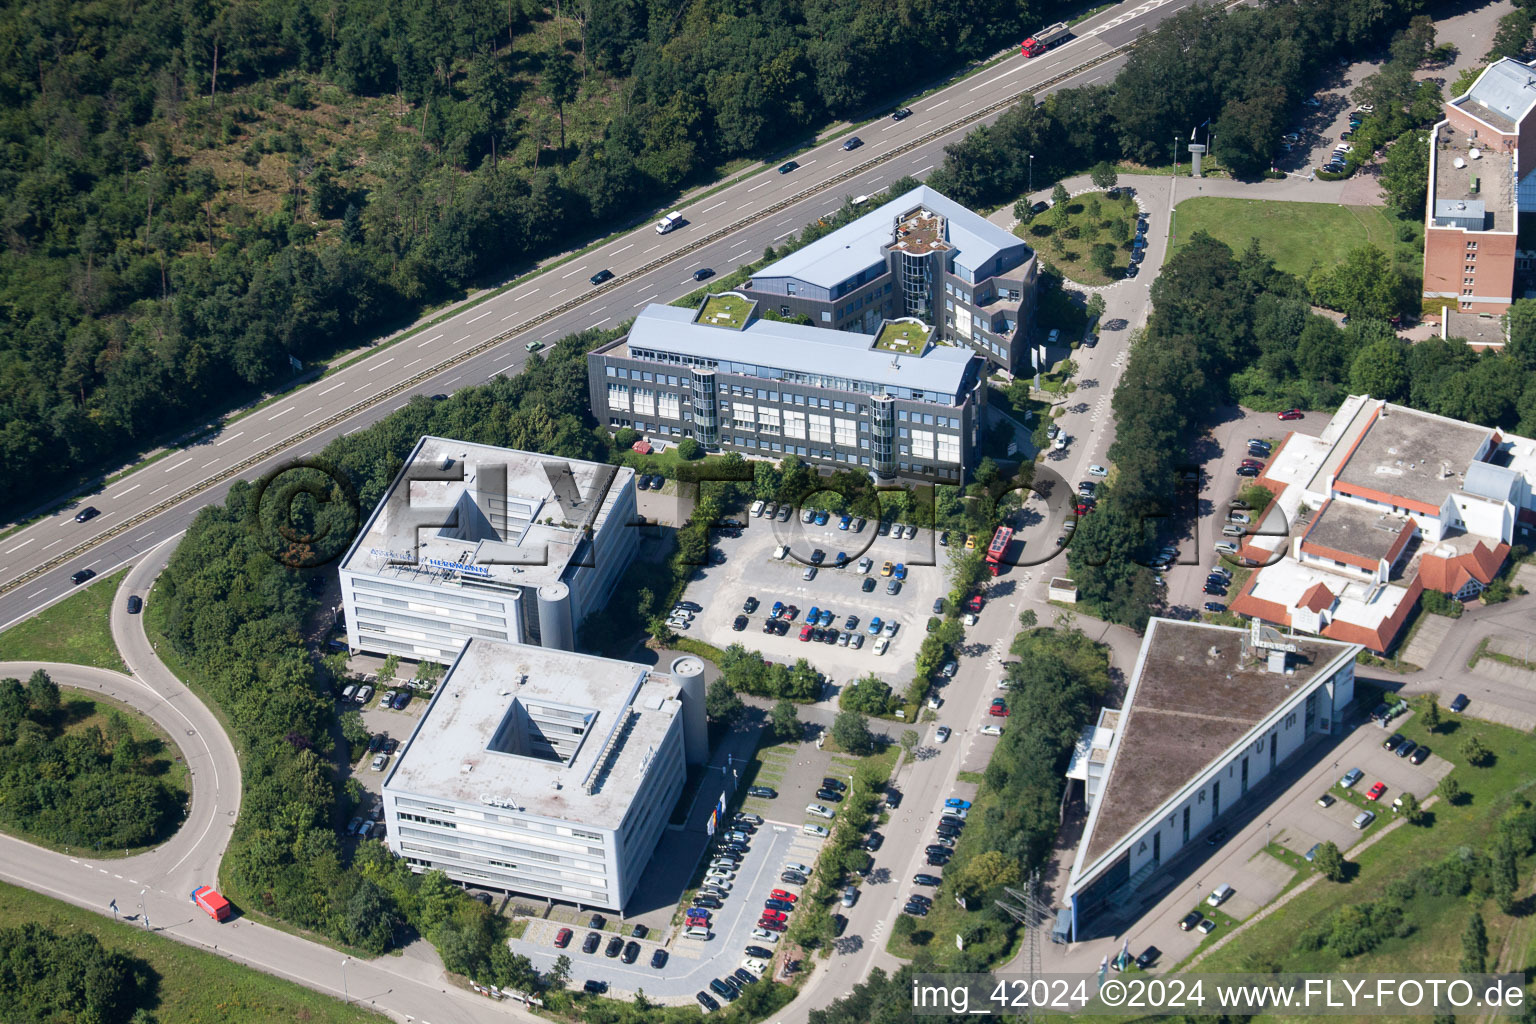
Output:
0 881 385 1023
0 566 128 672
1018 191 1139 286
1170 197 1403 277
1196 712 1536 984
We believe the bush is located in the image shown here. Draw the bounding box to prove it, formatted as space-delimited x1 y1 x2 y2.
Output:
1421 590 1463 618
676 437 703 460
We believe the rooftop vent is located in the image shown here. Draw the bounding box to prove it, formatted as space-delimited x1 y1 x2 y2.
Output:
1454 157 1466 169
1469 147 1482 160
460 762 475 774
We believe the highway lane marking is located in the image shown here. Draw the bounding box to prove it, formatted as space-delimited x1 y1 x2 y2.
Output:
644 243 661 254
561 264 588 278
736 201 754 210
774 229 794 241
43 539 62 550
164 458 192 472
747 178 776 192
1085 74 1103 84
495 363 517 376
114 483 141 497
930 98 951 108
200 459 220 469
612 243 633 255
149 485 168 496
353 382 374 393
728 248 754 263
635 292 659 307
592 317 611 328
375 358 394 368
701 200 727 213
4 539 33 555
318 381 345 396
253 432 270 443
416 332 444 348
454 333 471 344
550 287 566 297
777 216 795 226
266 405 296 421
501 309 523 321
917 165 934 176
25 588 44 599
213 432 243 446
306 408 326 418
466 309 493 324
405 358 421 368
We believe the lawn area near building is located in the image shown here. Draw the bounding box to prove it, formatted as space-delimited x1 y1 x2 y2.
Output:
0 567 128 672
1016 190 1139 287
0 881 385 1024
699 292 754 328
1170 198 1407 277
1194 711 1536 980
874 319 931 353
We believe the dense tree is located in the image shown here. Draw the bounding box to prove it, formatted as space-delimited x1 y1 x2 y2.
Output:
1379 130 1432 214
1461 912 1487 973
832 710 875 755
705 679 744 724
0 924 153 1024
1312 841 1347 882
770 699 801 741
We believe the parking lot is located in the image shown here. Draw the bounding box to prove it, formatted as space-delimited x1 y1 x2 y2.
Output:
335 681 429 840
508 824 825 1002
676 510 951 686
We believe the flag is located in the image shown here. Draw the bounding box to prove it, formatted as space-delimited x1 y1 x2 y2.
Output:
1191 118 1210 140
1098 955 1109 986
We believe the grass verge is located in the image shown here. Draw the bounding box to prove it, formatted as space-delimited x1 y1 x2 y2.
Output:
0 880 384 1023
0 567 128 672
1169 197 1404 278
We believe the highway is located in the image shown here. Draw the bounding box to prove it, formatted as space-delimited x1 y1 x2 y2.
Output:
0 0 1204 635
0 0 1222 1019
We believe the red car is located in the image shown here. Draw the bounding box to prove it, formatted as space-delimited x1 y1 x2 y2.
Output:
989 699 1010 718
782 604 799 620
757 919 787 932
760 908 787 922
770 889 799 903
799 624 814 641
1366 782 1387 801
1278 409 1304 421
1240 458 1265 468
965 595 985 613
554 927 573 948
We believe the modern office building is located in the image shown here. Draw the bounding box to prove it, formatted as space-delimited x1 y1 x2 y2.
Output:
1422 57 1536 315
741 185 1038 373
1063 619 1360 941
382 641 706 910
338 436 637 661
587 297 987 482
1230 395 1536 652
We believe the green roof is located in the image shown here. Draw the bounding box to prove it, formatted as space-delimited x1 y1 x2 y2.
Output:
698 293 755 330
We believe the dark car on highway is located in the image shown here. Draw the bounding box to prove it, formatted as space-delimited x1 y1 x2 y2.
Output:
842 136 862 151
74 506 100 523
891 107 913 120
778 161 799 174
70 569 96 585
589 269 614 286
693 267 715 282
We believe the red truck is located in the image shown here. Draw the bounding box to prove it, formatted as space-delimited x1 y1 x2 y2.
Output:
1021 22 1070 58
192 885 232 922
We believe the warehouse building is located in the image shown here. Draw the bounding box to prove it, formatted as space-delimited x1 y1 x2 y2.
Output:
587 298 986 482
382 641 707 910
742 185 1038 373
338 437 637 661
1063 619 1360 940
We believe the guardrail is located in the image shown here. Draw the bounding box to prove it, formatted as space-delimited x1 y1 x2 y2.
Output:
0 31 1146 599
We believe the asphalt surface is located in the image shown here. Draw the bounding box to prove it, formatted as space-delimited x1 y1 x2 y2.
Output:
0 0 1207 636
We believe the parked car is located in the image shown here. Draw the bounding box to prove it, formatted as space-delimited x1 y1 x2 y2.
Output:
1340 767 1364 788
1450 693 1470 713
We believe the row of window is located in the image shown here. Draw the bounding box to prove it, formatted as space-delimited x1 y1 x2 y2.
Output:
606 359 956 405
351 576 505 612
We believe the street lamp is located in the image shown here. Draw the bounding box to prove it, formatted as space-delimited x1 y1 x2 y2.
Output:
1029 154 1034 196
341 957 351 1003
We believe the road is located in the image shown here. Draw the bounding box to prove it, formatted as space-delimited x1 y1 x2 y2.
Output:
0 0 1211 635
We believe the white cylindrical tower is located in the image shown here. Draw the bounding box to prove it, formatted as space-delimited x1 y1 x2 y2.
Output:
669 655 709 764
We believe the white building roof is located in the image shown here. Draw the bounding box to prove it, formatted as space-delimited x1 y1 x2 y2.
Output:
1453 58 1536 131
385 639 682 829
750 185 1029 289
339 436 632 591
624 303 977 398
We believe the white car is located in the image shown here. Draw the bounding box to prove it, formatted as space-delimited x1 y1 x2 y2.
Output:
1088 464 1109 477
963 613 978 626
741 957 770 975
751 928 781 943
980 724 1003 736
784 862 810 875
1054 435 1068 450
803 824 829 837
774 545 789 560
1335 143 1353 154
927 695 943 710
882 620 898 638
1215 541 1239 555
807 804 834 819
706 869 735 881
856 557 873 574
370 753 389 771
751 500 765 517
1227 512 1250 525
873 637 890 655
936 725 951 743
800 508 814 523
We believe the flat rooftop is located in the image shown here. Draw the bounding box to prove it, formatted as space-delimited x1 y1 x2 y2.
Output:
1431 122 1512 232
386 639 682 827
1079 620 1356 867
873 319 931 354
610 304 977 398
1301 500 1415 565
893 209 951 255
341 436 630 591
1334 405 1492 512
1452 57 1536 134
1238 559 1416 642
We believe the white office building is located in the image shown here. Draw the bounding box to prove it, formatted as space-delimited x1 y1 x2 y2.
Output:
382 640 708 910
338 437 637 660
1063 619 1360 940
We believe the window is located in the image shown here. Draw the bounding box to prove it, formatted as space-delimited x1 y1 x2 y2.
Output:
658 393 681 420
911 430 935 459
632 388 656 417
936 434 961 463
821 311 832 322
808 414 832 444
1465 277 1475 286
1467 241 1478 250
835 418 857 446
607 384 630 411
783 410 807 439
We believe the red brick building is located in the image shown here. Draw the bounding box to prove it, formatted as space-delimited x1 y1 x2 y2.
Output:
1422 59 1536 315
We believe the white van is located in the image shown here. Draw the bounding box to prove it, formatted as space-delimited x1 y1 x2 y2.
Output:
656 211 683 234
751 500 766 517
803 823 829 837
1206 884 1234 907
683 925 711 940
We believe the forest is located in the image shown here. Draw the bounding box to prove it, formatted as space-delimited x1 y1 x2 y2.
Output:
0 923 156 1024
0 670 183 850
0 0 1046 514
